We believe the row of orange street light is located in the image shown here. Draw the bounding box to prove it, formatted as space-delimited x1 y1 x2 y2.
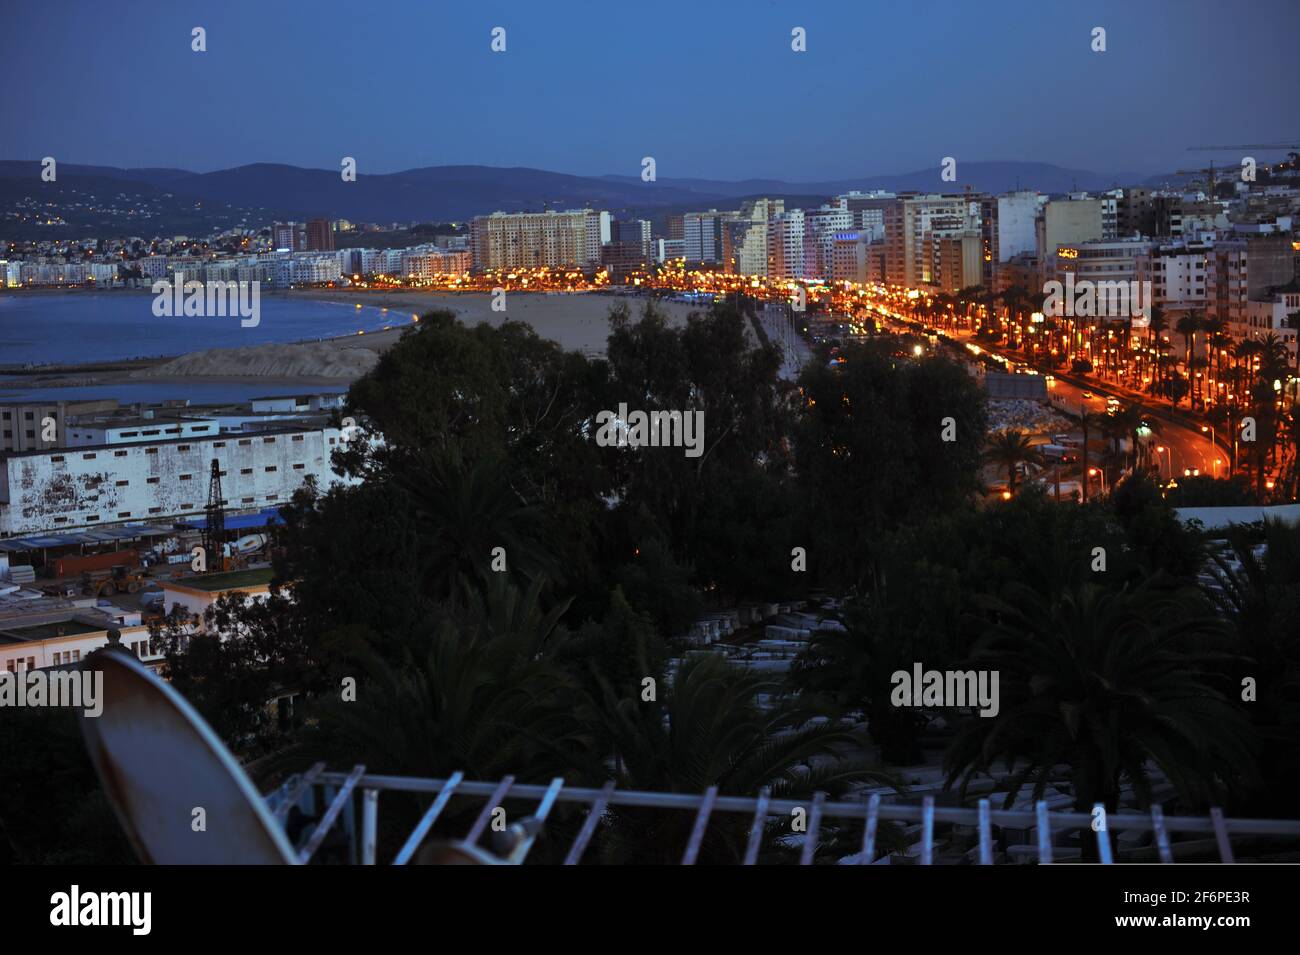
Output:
327 263 1293 489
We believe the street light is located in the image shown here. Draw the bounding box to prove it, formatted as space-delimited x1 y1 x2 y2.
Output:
1156 445 1172 479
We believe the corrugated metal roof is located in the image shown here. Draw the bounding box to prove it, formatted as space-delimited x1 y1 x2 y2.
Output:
176 508 283 532
0 524 175 552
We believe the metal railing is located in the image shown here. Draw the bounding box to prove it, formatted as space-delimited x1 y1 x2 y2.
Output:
266 768 1300 865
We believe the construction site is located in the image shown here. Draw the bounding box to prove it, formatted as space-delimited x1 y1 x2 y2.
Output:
0 454 279 673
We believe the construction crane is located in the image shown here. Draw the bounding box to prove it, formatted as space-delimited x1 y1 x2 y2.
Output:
1185 143 1300 188
1189 143 1300 152
1171 160 1234 199
202 457 224 570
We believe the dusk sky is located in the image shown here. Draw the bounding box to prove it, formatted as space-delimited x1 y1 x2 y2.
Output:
3 0 1297 181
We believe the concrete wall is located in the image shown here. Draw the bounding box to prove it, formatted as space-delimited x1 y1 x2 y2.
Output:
0 427 353 535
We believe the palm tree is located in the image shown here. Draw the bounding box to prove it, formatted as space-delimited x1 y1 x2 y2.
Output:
1231 339 1259 404
1000 286 1028 348
1247 380 1281 497
1146 305 1167 393
983 429 1042 494
979 287 1001 340
944 580 1259 859
295 577 588 849
575 654 898 863
790 601 932 765
1258 332 1290 388
1204 316 1231 406
393 449 557 599
1205 519 1300 816
958 284 985 329
1167 371 1191 408
1078 410 1108 501
1175 310 1204 401
1287 309 1300 383
1206 401 1236 473
1106 404 1159 473
1188 355 1210 408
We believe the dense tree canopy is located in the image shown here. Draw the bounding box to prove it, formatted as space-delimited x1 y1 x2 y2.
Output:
42 296 1288 864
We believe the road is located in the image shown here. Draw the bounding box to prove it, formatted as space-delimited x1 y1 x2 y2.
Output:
756 305 813 380
856 302 1226 483
1043 376 1224 481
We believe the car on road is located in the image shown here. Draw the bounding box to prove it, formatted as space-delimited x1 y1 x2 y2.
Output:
1082 391 1094 399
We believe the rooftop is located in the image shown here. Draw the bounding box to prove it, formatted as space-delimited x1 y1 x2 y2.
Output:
0 424 331 460
0 617 107 643
168 568 274 592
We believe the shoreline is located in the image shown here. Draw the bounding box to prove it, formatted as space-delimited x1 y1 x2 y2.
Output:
0 287 693 395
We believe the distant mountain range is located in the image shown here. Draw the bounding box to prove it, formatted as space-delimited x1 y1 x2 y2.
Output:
0 159 1194 239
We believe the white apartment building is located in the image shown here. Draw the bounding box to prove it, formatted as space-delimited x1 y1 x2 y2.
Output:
804 202 854 280
722 200 783 276
137 255 169 279
1238 287 1300 364
400 248 472 281
768 210 806 280
996 191 1039 263
838 191 894 242
290 253 342 285
0 426 355 536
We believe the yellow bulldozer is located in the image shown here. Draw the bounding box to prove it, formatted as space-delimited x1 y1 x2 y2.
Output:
81 565 151 599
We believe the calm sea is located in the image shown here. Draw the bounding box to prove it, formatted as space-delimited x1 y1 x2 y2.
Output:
0 291 406 403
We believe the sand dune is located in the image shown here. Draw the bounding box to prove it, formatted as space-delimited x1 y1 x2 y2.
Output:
133 333 398 380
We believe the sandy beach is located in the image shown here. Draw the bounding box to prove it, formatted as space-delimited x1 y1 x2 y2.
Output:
4 289 704 393
288 288 700 356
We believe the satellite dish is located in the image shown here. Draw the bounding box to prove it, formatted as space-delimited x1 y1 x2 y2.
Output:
79 649 298 865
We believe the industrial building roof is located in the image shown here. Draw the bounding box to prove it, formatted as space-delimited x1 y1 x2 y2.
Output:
0 524 176 553
176 508 283 532
0 424 327 459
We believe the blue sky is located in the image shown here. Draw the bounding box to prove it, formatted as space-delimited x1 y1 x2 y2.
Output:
2 0 1296 180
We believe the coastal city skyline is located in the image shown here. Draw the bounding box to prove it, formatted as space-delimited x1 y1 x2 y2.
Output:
3 0 1299 921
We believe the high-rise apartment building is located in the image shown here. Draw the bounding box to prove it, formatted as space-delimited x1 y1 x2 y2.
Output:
996 192 1040 265
883 194 981 288
684 210 734 265
767 210 806 280
273 222 307 252
468 210 609 271
306 218 335 252
720 199 783 276
837 192 894 241
803 200 854 280
1036 198 1104 283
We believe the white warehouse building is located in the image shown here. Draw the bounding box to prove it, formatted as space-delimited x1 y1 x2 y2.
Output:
0 425 355 536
